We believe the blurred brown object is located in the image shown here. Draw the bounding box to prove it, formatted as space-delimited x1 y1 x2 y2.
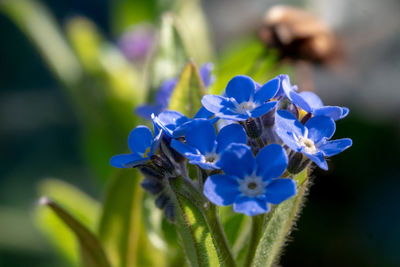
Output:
258 5 342 65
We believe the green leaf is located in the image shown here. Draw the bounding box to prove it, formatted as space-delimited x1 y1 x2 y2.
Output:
169 178 237 267
39 197 111 267
209 39 285 95
173 0 214 63
250 170 309 267
169 182 219 267
97 170 142 267
219 206 250 251
34 179 101 266
146 13 188 96
110 0 158 35
168 61 206 117
65 17 144 183
98 169 164 267
0 207 48 253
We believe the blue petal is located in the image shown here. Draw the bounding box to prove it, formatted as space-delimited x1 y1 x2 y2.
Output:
275 74 290 98
219 144 256 178
249 101 277 118
203 174 240 206
299 91 323 109
150 122 162 155
313 106 343 121
155 78 178 109
256 144 288 180
170 139 200 158
135 105 161 120
216 123 247 153
274 110 304 151
194 106 214 119
185 120 216 154
319 138 352 157
201 95 230 114
199 63 215 88
254 78 279 103
128 126 153 154
289 91 312 112
110 153 146 168
304 151 328 170
340 107 349 119
215 111 249 121
225 75 255 103
191 160 219 170
233 196 270 216
265 178 297 204
305 115 336 143
153 110 190 137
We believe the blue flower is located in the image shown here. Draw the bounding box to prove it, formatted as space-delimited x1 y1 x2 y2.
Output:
152 110 191 138
199 63 215 88
136 63 215 120
278 75 348 120
152 105 218 138
136 78 178 120
110 124 161 168
201 75 279 121
170 120 247 169
274 110 352 170
203 143 297 216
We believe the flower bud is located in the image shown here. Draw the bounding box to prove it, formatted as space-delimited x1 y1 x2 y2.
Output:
244 118 263 139
287 151 311 174
141 178 164 195
161 137 186 164
164 201 176 222
261 107 276 127
151 154 175 175
155 194 170 209
138 165 164 180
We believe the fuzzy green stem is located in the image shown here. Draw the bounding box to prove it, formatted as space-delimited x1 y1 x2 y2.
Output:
171 178 236 266
244 214 266 266
204 204 237 267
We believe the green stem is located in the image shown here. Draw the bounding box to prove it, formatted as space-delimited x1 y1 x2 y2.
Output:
244 214 266 266
175 178 236 266
204 204 237 267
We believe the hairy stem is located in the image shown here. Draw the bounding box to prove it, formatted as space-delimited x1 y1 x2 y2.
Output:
204 204 237 267
244 214 266 266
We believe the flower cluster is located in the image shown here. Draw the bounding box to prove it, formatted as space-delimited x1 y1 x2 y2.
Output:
111 72 352 218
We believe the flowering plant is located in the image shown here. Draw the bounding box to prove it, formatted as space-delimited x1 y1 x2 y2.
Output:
111 68 352 266
5 1 353 265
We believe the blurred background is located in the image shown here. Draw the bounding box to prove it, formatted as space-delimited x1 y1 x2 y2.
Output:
1 0 400 266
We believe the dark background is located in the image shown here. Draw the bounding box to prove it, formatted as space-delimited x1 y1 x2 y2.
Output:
1 0 400 266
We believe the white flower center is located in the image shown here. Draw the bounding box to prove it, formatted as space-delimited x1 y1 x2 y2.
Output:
239 174 266 197
204 152 220 164
234 101 257 114
293 128 317 154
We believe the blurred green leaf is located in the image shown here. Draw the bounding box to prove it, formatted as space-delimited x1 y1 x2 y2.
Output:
0 207 48 253
35 179 101 266
110 0 158 35
168 61 206 117
173 0 214 63
210 39 284 95
250 171 309 267
39 197 111 267
169 180 220 267
98 169 157 267
65 17 144 182
0 0 82 88
146 13 188 95
219 207 250 251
